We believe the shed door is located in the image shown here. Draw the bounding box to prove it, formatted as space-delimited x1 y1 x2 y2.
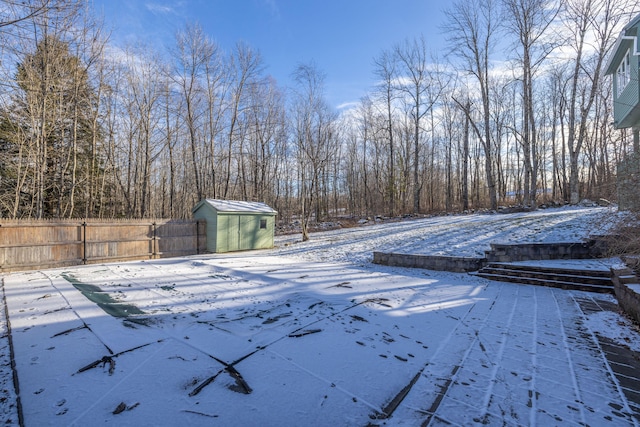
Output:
222 215 262 252
239 215 258 250
223 215 239 252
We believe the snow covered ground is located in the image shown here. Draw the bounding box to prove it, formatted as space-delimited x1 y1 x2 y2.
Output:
1 206 639 426
272 205 622 264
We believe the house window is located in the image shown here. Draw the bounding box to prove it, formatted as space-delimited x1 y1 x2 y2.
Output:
617 49 631 97
260 219 267 229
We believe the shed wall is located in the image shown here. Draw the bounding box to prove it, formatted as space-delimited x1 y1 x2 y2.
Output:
240 214 274 250
216 213 275 253
193 204 218 252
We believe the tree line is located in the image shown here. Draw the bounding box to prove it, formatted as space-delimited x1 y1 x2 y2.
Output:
0 0 638 226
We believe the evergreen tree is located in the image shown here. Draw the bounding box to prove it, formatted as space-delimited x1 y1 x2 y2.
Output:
1 34 106 218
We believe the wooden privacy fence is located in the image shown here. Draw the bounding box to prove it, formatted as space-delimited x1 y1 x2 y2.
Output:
0 219 207 272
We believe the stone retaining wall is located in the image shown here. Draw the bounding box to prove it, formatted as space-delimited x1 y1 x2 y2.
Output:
612 268 640 325
374 241 603 273
617 152 640 212
486 241 598 263
372 252 485 273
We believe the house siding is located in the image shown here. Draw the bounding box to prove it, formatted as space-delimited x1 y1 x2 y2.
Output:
614 49 640 128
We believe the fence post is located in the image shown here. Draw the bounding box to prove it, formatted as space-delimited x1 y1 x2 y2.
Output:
196 220 200 255
82 221 87 264
152 222 157 259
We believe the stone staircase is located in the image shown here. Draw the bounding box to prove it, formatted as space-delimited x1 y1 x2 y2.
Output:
474 262 615 294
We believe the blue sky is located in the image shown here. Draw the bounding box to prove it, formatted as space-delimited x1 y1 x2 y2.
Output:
92 0 448 109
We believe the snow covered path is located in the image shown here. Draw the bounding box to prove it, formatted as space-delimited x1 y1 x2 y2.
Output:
1 207 639 426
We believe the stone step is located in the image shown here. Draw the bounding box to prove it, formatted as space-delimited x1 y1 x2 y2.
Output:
474 262 614 294
485 262 612 278
478 266 612 286
475 272 614 294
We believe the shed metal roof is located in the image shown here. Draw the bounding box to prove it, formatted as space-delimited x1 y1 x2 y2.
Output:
195 199 277 214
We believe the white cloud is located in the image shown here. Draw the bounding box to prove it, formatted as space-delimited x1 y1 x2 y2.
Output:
263 0 281 19
336 101 359 111
145 2 175 15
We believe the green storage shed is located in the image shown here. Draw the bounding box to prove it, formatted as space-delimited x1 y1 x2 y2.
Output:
192 199 277 253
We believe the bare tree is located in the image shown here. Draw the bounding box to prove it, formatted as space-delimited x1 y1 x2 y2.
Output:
444 0 500 210
562 0 639 204
290 62 336 241
394 36 444 213
372 49 399 216
0 0 52 29
224 42 264 199
123 46 166 217
201 38 226 200
244 76 285 202
171 22 216 203
503 0 562 207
